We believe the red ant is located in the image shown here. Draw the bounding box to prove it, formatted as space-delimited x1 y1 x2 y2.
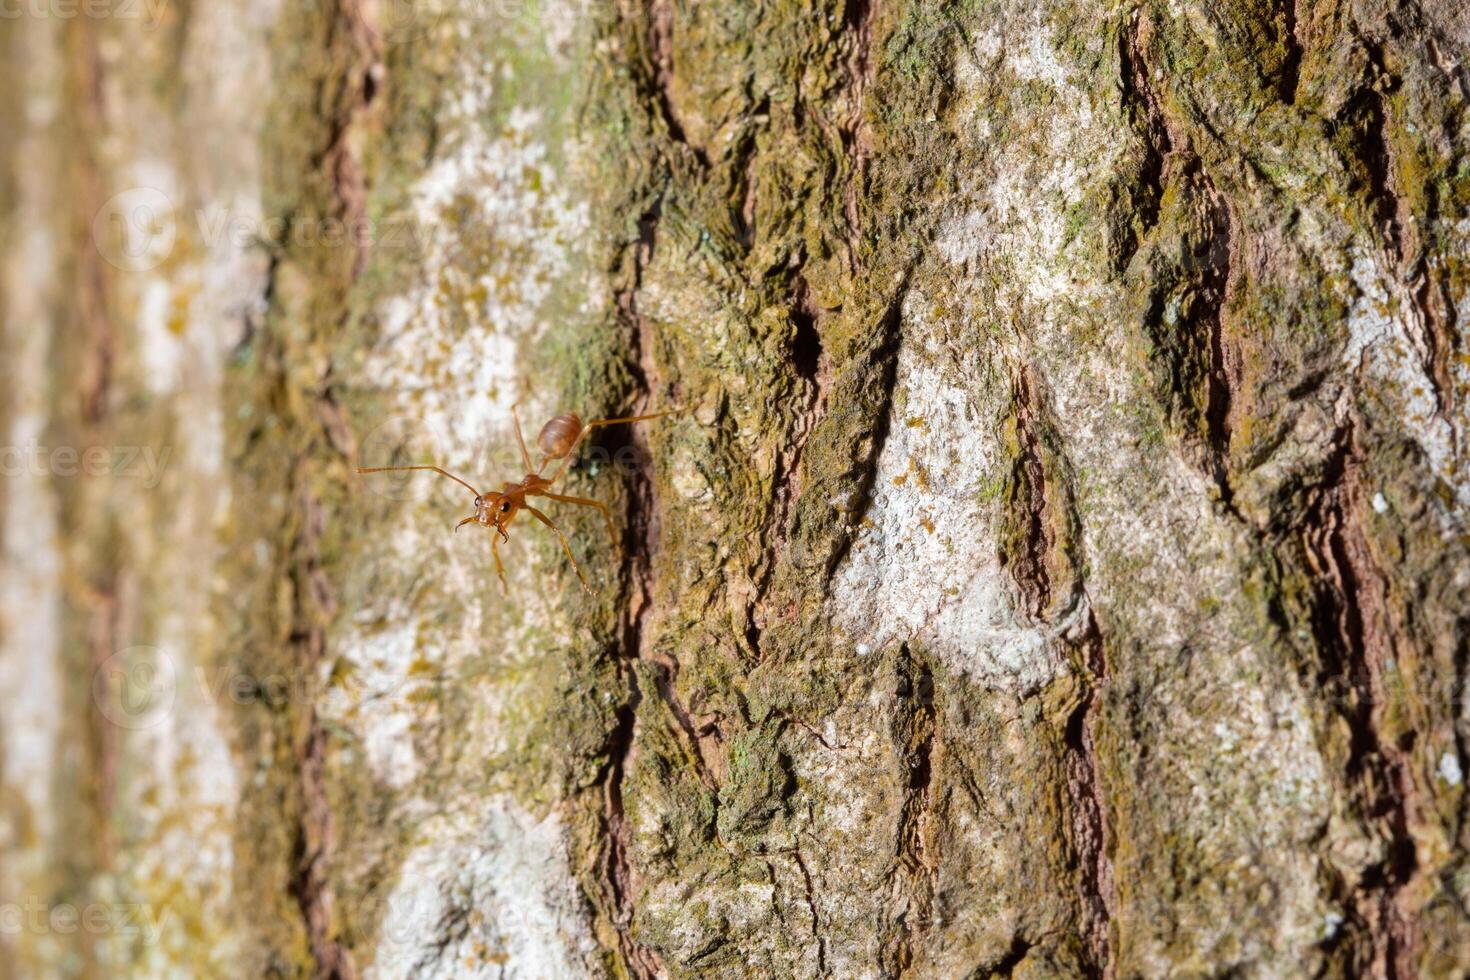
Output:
357 405 676 593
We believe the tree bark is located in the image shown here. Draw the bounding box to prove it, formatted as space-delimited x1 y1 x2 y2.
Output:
2 0 1469 977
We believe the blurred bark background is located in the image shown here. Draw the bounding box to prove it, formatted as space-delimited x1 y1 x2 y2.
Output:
2 0 1470 976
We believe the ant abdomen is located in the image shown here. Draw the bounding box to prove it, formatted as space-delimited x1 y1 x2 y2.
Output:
537 412 582 460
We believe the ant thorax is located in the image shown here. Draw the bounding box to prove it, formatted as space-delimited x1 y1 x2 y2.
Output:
517 473 551 494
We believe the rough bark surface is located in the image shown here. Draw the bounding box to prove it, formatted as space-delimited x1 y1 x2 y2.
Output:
2 0 1470 977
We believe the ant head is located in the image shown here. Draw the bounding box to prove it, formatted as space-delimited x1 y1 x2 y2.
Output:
467 491 516 538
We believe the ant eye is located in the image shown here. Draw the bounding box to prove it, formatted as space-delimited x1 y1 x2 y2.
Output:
474 496 482 506
500 502 510 512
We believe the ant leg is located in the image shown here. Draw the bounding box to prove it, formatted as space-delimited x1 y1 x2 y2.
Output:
543 409 680 484
510 403 534 473
491 535 508 593
356 465 481 497
543 491 616 545
526 505 592 593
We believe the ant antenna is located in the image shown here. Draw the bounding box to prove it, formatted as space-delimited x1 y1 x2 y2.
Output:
355 465 481 497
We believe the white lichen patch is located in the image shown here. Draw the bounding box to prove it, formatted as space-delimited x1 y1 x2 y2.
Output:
0 26 65 971
942 6 1112 309
325 606 436 790
365 800 597 979
922 3 1350 969
937 0 1248 655
137 276 183 394
640 868 822 975
326 510 579 795
326 531 485 781
830 294 1064 691
1191 656 1330 824
1340 249 1466 516
366 59 592 480
1439 752 1464 788
999 6 1072 89
347 41 600 788
0 280 63 893
538 0 592 61
125 632 242 973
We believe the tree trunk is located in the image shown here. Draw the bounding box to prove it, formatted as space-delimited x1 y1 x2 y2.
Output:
3 0 1469 976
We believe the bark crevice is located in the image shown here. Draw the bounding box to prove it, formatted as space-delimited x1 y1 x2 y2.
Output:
593 156 670 980
643 0 706 167
840 0 877 267
282 6 379 974
1277 0 1305 104
822 281 907 584
1114 9 1172 268
1064 611 1114 979
1198 181 1240 514
746 271 830 662
792 845 828 976
1294 424 1423 979
285 480 357 980
1002 366 1114 975
595 691 664 979
887 646 938 975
